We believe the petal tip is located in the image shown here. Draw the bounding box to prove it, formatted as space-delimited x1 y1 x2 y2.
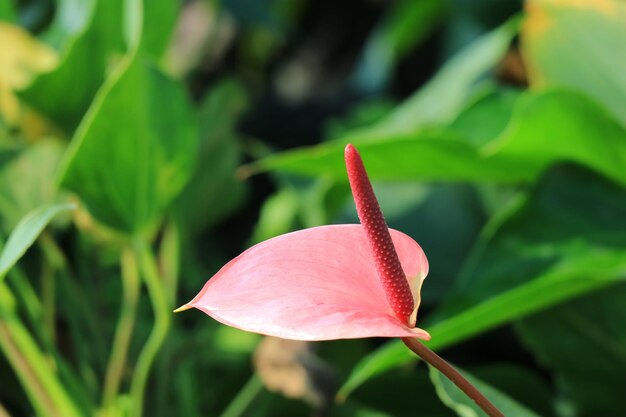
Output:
173 304 192 313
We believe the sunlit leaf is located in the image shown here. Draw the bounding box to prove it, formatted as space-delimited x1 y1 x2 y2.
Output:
38 0 96 50
360 16 519 134
522 0 626 126
0 1 16 21
0 22 58 124
0 23 58 90
59 56 198 235
252 90 626 186
141 0 179 58
0 140 65 233
20 0 126 130
0 203 75 281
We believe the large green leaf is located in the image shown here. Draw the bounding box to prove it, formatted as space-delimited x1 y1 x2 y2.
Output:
0 139 65 233
517 284 626 416
0 0 16 21
252 90 626 186
0 203 75 281
59 55 198 235
446 86 521 147
21 0 126 130
467 365 554 417
173 79 247 234
338 165 626 398
353 0 446 92
522 0 626 127
38 0 96 50
140 0 178 58
429 367 541 417
355 16 519 135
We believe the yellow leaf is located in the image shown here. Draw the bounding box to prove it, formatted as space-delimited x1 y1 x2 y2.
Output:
0 22 58 90
522 0 626 126
0 23 60 134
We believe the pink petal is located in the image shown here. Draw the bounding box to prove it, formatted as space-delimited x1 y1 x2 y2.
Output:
185 225 430 341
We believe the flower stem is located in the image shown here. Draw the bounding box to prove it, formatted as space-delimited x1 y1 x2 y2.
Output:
130 238 171 417
401 337 505 417
0 282 83 417
102 246 140 408
218 373 263 417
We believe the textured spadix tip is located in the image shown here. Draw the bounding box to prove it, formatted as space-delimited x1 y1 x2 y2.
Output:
344 144 415 324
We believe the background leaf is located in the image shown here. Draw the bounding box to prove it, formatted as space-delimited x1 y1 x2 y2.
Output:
0 1 16 21
253 90 626 186
352 16 519 136
522 0 626 126
0 203 75 280
517 285 626 417
429 366 541 417
59 55 198 235
0 140 65 233
20 0 126 130
173 79 247 234
140 0 178 59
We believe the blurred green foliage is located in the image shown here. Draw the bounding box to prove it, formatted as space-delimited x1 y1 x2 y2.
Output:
0 0 625 416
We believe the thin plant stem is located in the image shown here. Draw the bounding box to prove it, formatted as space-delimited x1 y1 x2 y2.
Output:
159 220 180 306
6 267 45 345
41 258 56 347
154 220 181 414
39 233 107 365
0 283 83 417
102 246 141 408
5 266 94 414
218 374 263 417
130 238 171 417
402 338 505 417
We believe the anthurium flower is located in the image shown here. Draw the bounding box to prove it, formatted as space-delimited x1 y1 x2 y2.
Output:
177 144 430 341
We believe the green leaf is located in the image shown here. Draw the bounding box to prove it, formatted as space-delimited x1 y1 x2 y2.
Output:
447 86 521 147
0 282 84 417
522 0 626 127
339 165 626 398
429 367 541 417
353 0 446 91
38 0 96 49
467 365 554 416
0 203 75 281
348 367 456 417
173 79 247 234
59 55 198 235
0 140 65 234
361 15 519 134
517 285 626 416
20 0 126 130
0 0 16 21
252 90 626 186
249 188 300 245
140 0 178 58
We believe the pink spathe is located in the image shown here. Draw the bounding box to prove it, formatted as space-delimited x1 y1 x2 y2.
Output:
184 224 429 341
